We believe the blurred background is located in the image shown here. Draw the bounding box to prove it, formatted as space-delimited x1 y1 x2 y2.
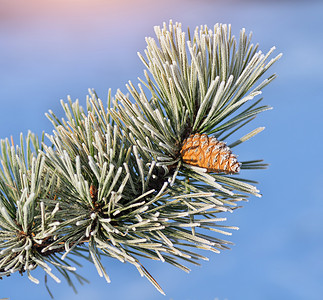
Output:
0 0 322 299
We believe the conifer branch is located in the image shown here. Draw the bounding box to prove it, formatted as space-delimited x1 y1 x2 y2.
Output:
0 21 281 296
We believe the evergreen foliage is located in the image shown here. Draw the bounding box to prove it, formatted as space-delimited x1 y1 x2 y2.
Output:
0 21 281 295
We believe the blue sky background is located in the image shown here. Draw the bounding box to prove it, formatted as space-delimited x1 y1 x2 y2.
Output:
0 0 323 299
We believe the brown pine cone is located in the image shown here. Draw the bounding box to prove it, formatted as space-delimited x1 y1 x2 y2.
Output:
180 133 241 174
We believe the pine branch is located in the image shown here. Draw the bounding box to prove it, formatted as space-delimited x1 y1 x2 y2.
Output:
0 132 84 289
113 20 281 199
0 21 281 296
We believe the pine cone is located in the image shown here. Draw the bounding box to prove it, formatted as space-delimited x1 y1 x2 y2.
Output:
180 133 241 174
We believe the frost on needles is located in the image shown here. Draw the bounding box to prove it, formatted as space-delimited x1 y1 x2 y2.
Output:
0 21 281 295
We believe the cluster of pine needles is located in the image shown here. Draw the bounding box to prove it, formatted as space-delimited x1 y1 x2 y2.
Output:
0 21 281 295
